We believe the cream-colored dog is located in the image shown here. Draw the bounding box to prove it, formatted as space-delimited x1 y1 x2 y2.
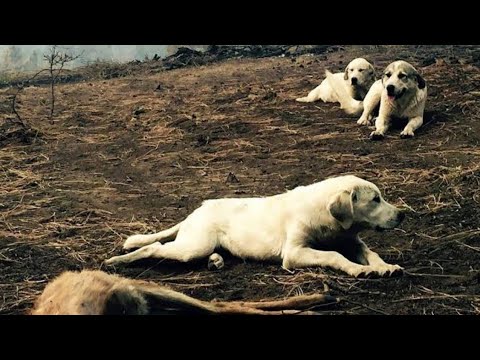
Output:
356 60 427 139
296 58 375 112
105 175 405 278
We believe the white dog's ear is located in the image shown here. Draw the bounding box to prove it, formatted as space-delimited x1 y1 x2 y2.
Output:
415 73 426 89
328 190 356 230
344 65 349 80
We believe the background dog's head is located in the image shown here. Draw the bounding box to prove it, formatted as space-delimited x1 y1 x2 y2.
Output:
327 176 405 231
343 58 376 88
382 60 426 101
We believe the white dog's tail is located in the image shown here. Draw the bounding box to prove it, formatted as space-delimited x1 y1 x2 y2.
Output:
325 70 364 115
123 222 183 250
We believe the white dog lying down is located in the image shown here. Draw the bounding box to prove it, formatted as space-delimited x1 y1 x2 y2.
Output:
105 175 405 278
354 60 427 139
296 58 375 113
31 270 335 315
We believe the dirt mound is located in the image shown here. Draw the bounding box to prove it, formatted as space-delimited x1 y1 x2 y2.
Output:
0 120 40 146
160 45 336 70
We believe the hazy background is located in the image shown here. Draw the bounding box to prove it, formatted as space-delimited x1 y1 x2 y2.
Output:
0 45 208 72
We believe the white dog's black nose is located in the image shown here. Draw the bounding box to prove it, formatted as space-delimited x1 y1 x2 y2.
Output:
351 77 358 85
386 85 395 96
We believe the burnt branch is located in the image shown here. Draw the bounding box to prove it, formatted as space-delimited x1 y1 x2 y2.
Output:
43 45 82 121
11 68 50 128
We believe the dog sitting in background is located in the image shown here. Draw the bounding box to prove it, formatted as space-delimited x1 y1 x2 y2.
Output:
296 58 376 116
356 60 427 139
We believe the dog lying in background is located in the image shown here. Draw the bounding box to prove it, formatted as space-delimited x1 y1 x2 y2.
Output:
355 60 428 139
296 57 375 115
30 270 335 315
105 175 405 278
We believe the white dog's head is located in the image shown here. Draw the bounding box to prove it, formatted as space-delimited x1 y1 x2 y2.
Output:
327 176 405 231
382 60 426 101
343 58 376 94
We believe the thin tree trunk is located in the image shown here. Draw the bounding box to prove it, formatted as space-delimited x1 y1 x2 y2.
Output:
50 62 55 122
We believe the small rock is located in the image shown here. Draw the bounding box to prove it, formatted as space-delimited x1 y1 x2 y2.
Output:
226 172 239 183
132 106 146 116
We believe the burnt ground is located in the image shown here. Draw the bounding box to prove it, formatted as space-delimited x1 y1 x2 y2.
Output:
0 45 479 315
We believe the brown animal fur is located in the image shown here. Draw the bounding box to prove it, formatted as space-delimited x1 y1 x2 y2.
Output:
31 270 337 315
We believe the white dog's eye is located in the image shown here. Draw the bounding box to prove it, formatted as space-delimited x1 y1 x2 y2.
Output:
385 72 392 78
398 73 406 79
372 195 381 203
350 69 354 71
358 69 364 72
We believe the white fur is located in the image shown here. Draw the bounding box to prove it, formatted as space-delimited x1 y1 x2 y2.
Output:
296 58 375 116
105 175 404 278
208 253 224 270
324 70 364 115
356 60 428 139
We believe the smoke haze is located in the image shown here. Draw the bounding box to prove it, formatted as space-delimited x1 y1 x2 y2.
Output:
0 45 208 72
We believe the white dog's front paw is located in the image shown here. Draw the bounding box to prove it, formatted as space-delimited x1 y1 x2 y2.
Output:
347 265 376 278
400 128 415 138
348 264 403 278
123 235 146 250
208 253 224 270
372 263 404 277
296 97 310 103
104 256 121 266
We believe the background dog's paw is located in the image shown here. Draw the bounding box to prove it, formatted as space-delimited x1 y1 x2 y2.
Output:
369 131 384 141
208 253 224 270
357 118 372 126
400 130 414 139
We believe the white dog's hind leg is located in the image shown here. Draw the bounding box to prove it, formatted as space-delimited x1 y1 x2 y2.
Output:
296 84 323 103
123 222 182 250
105 238 216 266
400 116 423 138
